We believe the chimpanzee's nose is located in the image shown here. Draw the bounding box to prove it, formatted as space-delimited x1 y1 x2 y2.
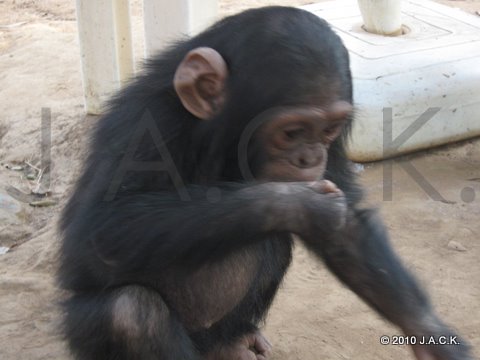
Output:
292 147 322 168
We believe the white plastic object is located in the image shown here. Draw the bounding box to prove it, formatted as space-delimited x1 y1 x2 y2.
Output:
76 1 218 115
76 0 134 115
143 0 218 57
302 0 480 161
357 0 403 35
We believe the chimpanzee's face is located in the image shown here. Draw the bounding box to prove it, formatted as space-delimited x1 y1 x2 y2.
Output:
255 101 352 182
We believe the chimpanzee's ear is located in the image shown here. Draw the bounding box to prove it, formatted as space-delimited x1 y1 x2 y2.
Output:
174 47 228 120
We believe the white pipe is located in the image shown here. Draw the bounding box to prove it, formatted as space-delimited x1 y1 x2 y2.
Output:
357 0 403 36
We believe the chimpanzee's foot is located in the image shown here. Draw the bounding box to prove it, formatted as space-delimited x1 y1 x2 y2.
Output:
205 331 272 360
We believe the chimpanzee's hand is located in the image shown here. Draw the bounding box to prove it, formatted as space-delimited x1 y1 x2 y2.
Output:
299 180 348 238
256 180 347 238
407 316 474 360
412 340 473 360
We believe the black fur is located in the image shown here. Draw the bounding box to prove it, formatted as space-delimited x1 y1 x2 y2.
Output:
58 6 471 360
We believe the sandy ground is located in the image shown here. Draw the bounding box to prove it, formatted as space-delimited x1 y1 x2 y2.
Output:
0 0 479 359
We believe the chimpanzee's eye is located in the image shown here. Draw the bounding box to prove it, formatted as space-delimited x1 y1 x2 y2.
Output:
284 127 305 140
323 124 343 143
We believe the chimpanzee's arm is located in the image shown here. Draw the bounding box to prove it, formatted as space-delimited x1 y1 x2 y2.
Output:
70 182 344 280
302 209 472 360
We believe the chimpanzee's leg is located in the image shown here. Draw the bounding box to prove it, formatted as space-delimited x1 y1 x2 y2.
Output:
63 286 200 360
193 235 293 360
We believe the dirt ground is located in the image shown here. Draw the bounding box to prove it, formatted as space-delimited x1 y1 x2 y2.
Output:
0 0 479 359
